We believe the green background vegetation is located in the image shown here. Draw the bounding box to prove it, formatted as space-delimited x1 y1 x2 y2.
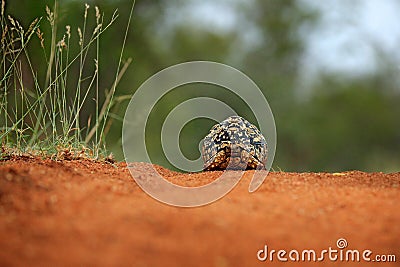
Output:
2 0 399 172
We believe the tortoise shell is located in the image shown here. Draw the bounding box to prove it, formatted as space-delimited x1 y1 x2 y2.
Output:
201 116 268 171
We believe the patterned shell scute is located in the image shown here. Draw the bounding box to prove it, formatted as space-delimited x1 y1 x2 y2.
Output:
201 116 268 171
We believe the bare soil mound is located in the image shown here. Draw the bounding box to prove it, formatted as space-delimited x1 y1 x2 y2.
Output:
0 157 399 266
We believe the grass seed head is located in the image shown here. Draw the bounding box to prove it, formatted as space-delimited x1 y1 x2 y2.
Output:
27 18 39 36
1 0 5 17
36 28 44 48
78 27 82 46
66 25 71 38
95 6 100 24
84 3 89 19
1 25 7 48
57 35 67 51
7 14 15 27
93 24 102 35
45 6 54 25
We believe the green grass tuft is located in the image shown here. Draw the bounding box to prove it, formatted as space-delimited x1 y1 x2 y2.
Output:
0 0 134 161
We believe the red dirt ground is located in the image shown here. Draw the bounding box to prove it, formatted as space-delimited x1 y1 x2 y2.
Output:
0 157 399 267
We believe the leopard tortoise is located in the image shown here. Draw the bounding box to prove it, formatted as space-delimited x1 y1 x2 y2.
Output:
201 116 268 171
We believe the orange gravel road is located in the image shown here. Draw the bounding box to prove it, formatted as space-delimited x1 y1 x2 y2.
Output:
0 158 399 266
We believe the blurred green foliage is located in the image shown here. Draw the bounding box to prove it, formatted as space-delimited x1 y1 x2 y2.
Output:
4 0 399 172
